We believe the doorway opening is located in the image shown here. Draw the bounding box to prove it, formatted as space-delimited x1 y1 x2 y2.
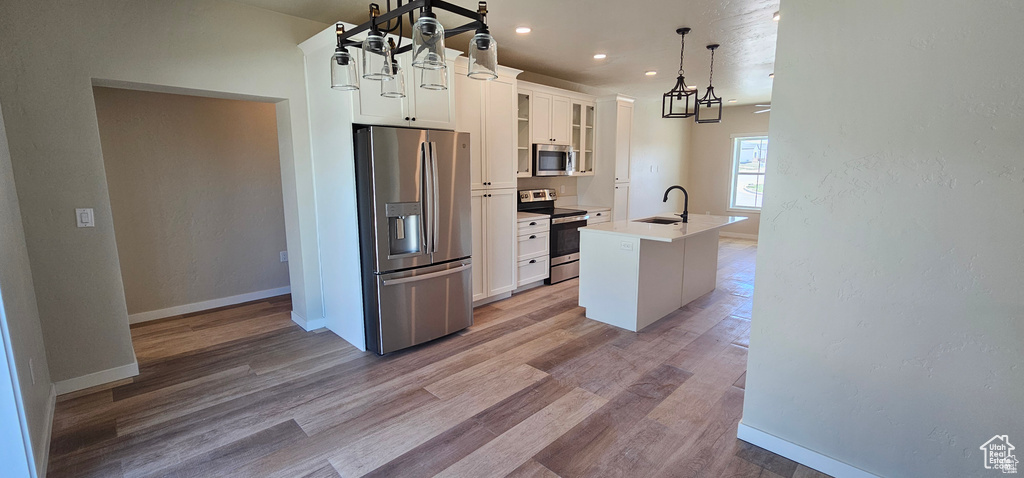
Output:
92 86 294 361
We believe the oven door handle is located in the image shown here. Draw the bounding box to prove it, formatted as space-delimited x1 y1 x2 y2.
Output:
552 214 590 224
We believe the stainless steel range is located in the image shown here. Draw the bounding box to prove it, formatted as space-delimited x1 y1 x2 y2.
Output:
517 189 589 284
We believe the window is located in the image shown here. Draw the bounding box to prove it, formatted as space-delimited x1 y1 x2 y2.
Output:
729 135 768 211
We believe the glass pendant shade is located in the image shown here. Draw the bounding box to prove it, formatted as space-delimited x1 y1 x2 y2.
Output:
467 31 498 80
420 65 448 90
330 49 359 90
380 61 406 98
362 30 394 81
411 14 446 70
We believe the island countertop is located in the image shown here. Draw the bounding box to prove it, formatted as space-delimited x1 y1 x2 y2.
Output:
578 214 747 242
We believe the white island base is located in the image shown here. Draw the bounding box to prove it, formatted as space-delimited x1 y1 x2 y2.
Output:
578 215 747 332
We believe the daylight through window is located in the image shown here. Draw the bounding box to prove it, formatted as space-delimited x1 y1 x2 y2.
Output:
729 136 768 210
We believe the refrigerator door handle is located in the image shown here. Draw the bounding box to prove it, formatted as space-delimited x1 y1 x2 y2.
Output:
428 141 440 254
420 141 432 254
380 262 471 286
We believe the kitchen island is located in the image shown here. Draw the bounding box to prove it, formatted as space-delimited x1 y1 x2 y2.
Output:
577 214 747 332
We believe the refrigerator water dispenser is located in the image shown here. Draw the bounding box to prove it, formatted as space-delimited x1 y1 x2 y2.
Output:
385 202 423 256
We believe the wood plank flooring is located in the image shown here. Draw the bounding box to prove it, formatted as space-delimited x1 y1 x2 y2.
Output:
47 238 832 478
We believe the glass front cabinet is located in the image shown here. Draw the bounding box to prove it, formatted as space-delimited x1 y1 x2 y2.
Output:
516 91 532 177
571 101 596 175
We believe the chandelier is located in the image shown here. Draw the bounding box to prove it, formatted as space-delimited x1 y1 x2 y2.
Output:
331 1 497 93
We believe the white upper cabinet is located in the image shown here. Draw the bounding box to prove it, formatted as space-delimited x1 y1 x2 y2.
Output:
530 91 552 144
571 100 596 176
483 76 517 189
614 101 634 183
341 39 457 130
455 59 520 190
550 95 571 144
528 90 571 144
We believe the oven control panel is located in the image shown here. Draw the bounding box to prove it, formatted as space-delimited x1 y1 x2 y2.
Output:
519 189 556 203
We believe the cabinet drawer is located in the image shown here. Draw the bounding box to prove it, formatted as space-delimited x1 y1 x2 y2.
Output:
588 210 611 224
517 217 550 236
517 231 549 261
517 256 549 286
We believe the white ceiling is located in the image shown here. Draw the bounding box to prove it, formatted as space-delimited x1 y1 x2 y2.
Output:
231 0 779 104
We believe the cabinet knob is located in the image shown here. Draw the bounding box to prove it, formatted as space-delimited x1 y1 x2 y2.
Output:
412 117 416 121
529 235 536 239
405 117 410 120
529 259 537 264
529 221 537 226
596 213 602 216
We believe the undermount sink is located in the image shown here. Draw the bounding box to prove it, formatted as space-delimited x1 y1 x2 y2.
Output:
633 217 682 225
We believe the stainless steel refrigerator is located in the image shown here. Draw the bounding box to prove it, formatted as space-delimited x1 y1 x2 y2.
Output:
353 126 473 355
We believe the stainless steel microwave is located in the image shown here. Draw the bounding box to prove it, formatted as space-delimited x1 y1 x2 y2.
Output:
533 144 576 176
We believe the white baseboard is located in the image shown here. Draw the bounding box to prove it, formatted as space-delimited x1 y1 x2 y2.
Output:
737 422 879 478
472 291 512 308
720 232 759 240
35 384 55 478
54 361 139 395
291 311 325 331
128 286 291 324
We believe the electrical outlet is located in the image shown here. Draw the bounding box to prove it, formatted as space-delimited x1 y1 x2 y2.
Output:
560 185 565 194
280 251 288 262
620 241 634 251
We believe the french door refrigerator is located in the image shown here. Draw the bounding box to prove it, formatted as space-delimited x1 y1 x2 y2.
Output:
354 126 473 355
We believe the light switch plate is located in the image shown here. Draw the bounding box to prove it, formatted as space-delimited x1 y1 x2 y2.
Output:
76 208 95 228
280 251 289 262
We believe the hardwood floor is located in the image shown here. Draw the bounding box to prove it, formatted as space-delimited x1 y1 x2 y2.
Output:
47 238 832 478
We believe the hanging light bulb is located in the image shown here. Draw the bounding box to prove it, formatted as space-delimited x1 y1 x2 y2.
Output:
467 2 497 80
420 64 448 90
362 4 394 81
662 27 698 119
331 24 359 91
381 39 406 98
695 44 723 124
411 10 446 69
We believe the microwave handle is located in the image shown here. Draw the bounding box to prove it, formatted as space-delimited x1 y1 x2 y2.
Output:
567 150 578 174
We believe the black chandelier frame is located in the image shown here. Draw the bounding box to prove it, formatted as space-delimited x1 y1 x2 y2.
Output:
336 0 488 55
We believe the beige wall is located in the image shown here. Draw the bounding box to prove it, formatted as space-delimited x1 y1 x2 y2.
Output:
0 100 52 475
0 0 325 384
629 97 691 219
742 1 1024 477
94 88 289 316
687 105 769 237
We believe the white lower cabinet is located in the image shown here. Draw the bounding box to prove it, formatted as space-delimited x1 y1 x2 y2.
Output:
586 207 612 224
471 189 517 301
517 256 549 286
516 214 550 286
613 184 630 221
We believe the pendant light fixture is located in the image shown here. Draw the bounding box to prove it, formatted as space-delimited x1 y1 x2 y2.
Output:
381 39 407 98
361 4 394 81
467 2 498 80
411 9 446 69
330 24 359 90
332 0 498 93
662 28 697 118
695 44 723 124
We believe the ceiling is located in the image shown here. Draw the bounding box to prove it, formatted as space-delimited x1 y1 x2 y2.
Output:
231 0 779 104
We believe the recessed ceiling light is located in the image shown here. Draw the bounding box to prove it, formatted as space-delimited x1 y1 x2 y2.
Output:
728 99 738 103
769 73 774 78
773 11 780 21
593 53 607 60
645 70 657 76
515 26 531 34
